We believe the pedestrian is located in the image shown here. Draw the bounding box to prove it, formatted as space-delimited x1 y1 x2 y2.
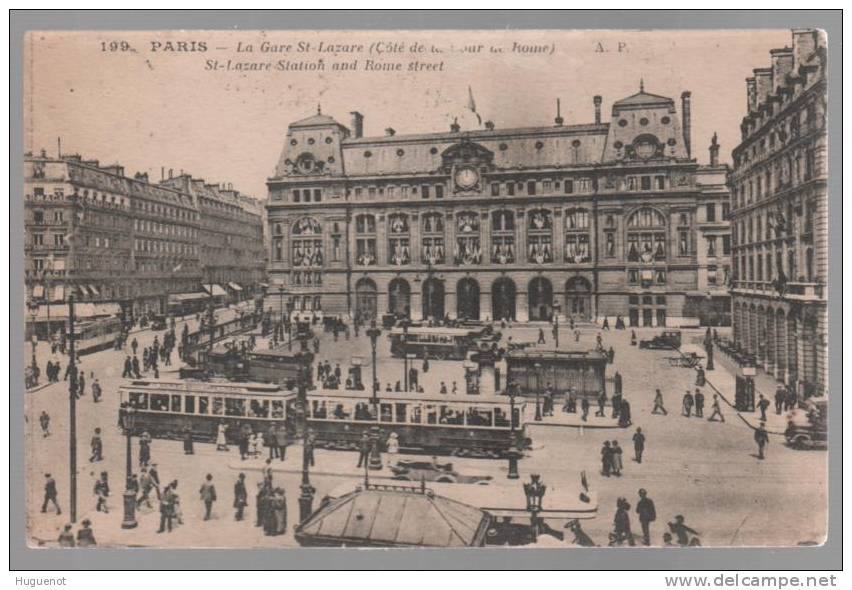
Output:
580 396 590 422
612 498 635 546
76 519 97 547
266 425 279 460
440 382 447 394
607 346 615 364
611 390 622 419
216 421 229 451
707 394 725 422
157 484 175 533
537 328 546 344
137 468 154 508
618 399 632 428
91 378 102 403
452 381 458 395
595 390 607 417
275 424 288 461
123 355 132 378
565 389 577 413
357 432 371 468
614 371 623 396
90 428 103 462
611 440 623 476
632 427 645 463
199 474 217 520
694 389 705 418
630 330 637 346
602 317 610 331
387 432 400 454
255 482 268 527
138 434 151 468
305 429 316 466
668 515 700 546
94 471 110 513
757 394 770 422
131 337 138 355
57 524 75 547
183 425 194 455
77 372 85 398
132 355 141 379
755 422 770 460
233 473 248 521
41 473 61 514
682 390 694 417
148 462 162 500
39 410 50 437
775 385 786 415
634 489 657 546
652 389 668 415
601 441 612 477
239 428 251 460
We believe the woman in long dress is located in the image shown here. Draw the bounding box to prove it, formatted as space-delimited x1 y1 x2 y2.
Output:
216 422 228 451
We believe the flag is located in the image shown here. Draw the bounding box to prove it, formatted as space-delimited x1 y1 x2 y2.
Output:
467 86 482 125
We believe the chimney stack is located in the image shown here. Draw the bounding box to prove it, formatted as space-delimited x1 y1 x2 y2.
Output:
681 91 692 159
554 98 564 126
770 47 795 91
484 120 495 131
385 127 396 137
709 132 720 167
350 111 364 139
450 118 460 133
792 28 818 70
168 168 173 179
593 95 602 125
753 68 772 106
746 77 757 113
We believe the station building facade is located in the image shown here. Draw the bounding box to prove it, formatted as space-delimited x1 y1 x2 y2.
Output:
729 28 827 393
266 87 730 327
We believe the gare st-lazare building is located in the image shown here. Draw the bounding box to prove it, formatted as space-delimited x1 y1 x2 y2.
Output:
266 86 731 327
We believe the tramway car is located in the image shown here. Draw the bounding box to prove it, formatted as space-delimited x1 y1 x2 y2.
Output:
304 388 528 457
388 326 499 360
76 316 123 355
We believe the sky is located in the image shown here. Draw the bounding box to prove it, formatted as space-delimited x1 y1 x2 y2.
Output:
25 29 791 199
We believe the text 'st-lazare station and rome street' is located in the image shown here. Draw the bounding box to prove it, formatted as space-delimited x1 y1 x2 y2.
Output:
23 28 827 549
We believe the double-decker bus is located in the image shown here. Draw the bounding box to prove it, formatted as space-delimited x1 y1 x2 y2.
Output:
304 388 527 458
388 326 500 360
119 379 298 444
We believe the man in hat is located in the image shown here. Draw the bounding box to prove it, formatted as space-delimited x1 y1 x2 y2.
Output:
89 427 103 462
595 390 607 417
76 519 97 547
682 390 694 418
41 473 61 514
39 410 50 437
755 422 770 460
636 489 656 546
233 473 248 521
157 483 175 533
775 384 786 415
694 389 705 418
356 432 371 468
708 394 725 422
94 471 110 513
91 378 102 403
57 524 75 547
632 427 646 463
757 394 771 422
199 474 217 521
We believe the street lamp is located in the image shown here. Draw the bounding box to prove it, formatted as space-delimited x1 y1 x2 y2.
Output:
402 325 410 391
506 380 520 480
552 303 561 349
368 425 383 471
67 294 79 523
297 351 315 523
121 409 138 529
286 299 294 351
367 319 381 406
27 300 39 387
704 325 715 371
523 474 546 544
534 362 543 422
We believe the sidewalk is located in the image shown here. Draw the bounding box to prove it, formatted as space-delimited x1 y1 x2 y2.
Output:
523 408 621 429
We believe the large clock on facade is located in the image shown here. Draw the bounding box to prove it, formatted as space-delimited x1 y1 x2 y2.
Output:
454 166 480 191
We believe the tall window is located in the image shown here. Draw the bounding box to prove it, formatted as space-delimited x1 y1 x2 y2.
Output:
706 203 716 222
355 214 376 266
527 209 553 264
626 207 667 262
707 236 717 257
491 210 515 264
421 212 445 265
291 217 323 268
454 211 481 265
387 213 411 265
564 208 591 263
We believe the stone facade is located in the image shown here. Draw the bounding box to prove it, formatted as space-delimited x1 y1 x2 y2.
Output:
729 28 828 394
266 87 730 328
24 152 266 319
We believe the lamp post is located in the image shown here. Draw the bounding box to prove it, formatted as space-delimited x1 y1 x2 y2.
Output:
402 325 409 391
552 303 561 349
121 409 138 529
286 300 294 351
67 294 78 523
367 319 381 406
297 351 315 523
704 325 715 371
27 301 39 386
506 380 520 480
278 286 285 345
368 425 383 471
534 362 543 422
523 474 546 544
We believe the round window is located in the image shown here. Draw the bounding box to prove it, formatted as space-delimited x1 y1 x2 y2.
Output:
639 117 649 126
430 147 438 155
307 137 315 145
667 138 677 146
618 119 628 127
613 141 623 149
290 139 298 146
535 141 544 150
364 150 372 158
572 139 581 147
499 143 508 151
396 148 405 157
325 136 333 144
661 116 671 125
327 156 335 163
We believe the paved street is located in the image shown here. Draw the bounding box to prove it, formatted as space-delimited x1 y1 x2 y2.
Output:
25 318 826 548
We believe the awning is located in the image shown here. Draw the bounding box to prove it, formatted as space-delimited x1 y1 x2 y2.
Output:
32 285 45 298
31 302 121 321
168 292 208 303
257 282 269 289
227 282 243 292
77 285 91 297
201 284 228 297
88 284 100 296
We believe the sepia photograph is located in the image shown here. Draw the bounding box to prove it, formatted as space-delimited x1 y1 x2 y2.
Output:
19 24 830 554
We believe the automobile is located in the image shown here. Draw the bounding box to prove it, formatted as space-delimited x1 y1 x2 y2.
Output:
150 314 168 331
639 330 682 350
785 399 827 450
388 459 493 485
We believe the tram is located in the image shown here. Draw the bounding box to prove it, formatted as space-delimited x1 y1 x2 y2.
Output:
304 388 528 457
119 380 528 457
388 326 499 360
119 379 298 444
76 316 124 355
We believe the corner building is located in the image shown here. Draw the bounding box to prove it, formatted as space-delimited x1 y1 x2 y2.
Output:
266 87 730 327
729 28 827 394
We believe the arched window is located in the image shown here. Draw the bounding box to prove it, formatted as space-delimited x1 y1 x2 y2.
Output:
291 217 323 268
421 212 445 265
455 211 481 266
355 214 376 266
564 208 591 263
626 207 667 262
527 209 553 264
491 210 515 264
387 213 410 265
